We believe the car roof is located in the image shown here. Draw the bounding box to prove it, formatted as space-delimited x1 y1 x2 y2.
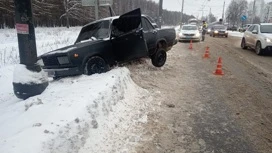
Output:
83 14 155 28
260 23 272 25
183 24 197 26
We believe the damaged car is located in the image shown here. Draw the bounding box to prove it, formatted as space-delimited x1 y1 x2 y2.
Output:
38 8 177 79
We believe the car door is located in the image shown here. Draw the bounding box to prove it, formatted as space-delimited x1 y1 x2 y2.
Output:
111 8 149 62
245 25 255 47
251 25 259 47
141 17 157 55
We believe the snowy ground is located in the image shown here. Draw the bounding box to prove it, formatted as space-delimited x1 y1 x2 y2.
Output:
0 27 81 67
0 27 152 153
228 31 244 38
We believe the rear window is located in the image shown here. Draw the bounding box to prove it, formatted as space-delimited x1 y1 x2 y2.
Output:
260 25 272 33
182 26 197 30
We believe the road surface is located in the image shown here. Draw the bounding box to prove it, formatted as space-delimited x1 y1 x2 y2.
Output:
127 35 272 153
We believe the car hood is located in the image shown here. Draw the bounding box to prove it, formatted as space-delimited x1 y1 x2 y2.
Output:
180 30 199 34
261 33 272 39
41 39 105 56
214 29 226 31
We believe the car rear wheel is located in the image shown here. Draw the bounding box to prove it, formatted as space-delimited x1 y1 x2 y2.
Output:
151 49 167 67
255 41 264 55
241 38 247 49
84 56 109 75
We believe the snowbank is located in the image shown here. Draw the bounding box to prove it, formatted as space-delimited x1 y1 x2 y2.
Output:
0 67 151 153
13 64 48 84
228 31 244 38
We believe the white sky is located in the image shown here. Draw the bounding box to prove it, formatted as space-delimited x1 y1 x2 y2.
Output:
153 0 271 19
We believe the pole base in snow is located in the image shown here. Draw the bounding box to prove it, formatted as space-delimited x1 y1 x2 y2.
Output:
13 64 49 100
13 82 48 100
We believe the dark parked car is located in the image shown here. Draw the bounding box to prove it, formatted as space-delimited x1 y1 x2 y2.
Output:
38 9 177 79
210 25 228 37
227 26 238 31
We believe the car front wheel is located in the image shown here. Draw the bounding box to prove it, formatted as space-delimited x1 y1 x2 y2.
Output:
151 49 167 67
241 38 247 49
84 56 109 75
255 41 264 55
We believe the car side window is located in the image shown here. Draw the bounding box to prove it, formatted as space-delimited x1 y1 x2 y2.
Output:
141 18 148 31
142 18 154 31
253 25 258 32
248 25 255 32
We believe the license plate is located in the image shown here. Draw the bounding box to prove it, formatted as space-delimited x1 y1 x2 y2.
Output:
47 71 55 77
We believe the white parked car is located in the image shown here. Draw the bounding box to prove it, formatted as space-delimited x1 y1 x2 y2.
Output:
241 23 272 55
178 25 201 42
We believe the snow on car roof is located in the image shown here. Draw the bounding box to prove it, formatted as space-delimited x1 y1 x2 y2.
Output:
260 23 272 25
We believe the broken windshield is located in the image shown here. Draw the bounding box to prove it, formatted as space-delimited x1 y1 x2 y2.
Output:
75 20 110 43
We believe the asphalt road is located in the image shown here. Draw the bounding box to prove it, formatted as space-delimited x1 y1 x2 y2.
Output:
127 35 272 153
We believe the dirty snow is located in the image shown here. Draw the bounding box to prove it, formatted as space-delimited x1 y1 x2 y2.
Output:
228 31 244 38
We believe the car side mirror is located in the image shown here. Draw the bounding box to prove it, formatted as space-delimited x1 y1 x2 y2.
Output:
252 30 258 34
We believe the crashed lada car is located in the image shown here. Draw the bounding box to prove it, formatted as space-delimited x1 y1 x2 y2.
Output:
38 8 177 78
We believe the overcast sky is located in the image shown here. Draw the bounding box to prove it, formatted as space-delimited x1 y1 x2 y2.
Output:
153 0 271 19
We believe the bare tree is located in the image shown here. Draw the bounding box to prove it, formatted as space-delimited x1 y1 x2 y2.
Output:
0 0 196 28
208 13 217 23
226 0 248 26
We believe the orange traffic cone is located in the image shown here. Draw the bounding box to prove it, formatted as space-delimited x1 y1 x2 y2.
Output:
214 57 224 75
189 40 193 49
203 46 210 58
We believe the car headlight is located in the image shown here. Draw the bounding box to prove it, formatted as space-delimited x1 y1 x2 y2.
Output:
214 30 218 33
225 31 228 33
195 33 200 37
208 29 211 32
265 38 271 42
37 59 44 66
57 56 70 65
179 33 184 37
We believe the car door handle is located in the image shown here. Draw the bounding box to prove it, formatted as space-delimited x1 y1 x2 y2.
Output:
152 30 157 34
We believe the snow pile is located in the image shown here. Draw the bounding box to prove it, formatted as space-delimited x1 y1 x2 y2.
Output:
13 64 48 84
0 67 151 153
228 31 244 38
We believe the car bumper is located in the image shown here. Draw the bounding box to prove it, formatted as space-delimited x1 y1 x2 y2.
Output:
43 67 82 77
179 36 201 41
213 33 228 36
264 46 272 51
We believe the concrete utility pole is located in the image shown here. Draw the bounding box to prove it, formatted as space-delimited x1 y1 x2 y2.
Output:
95 0 99 20
159 0 163 28
252 0 256 24
222 1 225 22
13 0 48 99
181 0 184 27
209 7 211 23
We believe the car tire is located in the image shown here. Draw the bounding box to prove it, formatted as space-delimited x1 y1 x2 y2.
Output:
151 49 167 67
255 41 264 55
241 38 247 49
84 56 109 75
213 34 215 37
